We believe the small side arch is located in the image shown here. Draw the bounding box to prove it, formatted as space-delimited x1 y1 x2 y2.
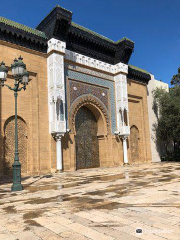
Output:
130 125 140 163
3 116 28 175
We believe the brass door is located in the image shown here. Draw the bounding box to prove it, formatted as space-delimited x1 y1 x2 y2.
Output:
75 106 99 170
130 126 139 163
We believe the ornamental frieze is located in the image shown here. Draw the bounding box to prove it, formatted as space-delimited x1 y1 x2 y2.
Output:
65 62 114 81
68 79 109 111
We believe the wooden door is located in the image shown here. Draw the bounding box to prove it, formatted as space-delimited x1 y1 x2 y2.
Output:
75 106 99 170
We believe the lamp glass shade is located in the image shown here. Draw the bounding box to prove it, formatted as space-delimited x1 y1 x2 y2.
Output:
22 71 29 85
12 67 15 76
16 66 25 76
0 61 8 81
0 72 7 80
11 56 26 77
11 59 18 77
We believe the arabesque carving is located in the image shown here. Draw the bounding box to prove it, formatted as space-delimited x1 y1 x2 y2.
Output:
4 116 27 176
69 94 110 135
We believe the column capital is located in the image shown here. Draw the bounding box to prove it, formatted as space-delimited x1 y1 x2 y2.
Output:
121 136 128 141
53 133 64 141
48 38 66 54
114 63 128 75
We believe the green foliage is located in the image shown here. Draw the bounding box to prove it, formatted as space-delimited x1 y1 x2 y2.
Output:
152 86 180 159
171 67 180 86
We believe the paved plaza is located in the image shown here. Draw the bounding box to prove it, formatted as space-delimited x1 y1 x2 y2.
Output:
0 162 180 240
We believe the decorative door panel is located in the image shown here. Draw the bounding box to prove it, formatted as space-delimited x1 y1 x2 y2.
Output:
4 117 27 175
130 126 139 163
75 106 99 170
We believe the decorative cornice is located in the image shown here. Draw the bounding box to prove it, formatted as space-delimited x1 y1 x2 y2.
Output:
128 66 151 84
37 5 72 33
65 49 128 75
47 38 66 54
0 22 47 53
66 27 134 65
36 5 134 65
64 46 150 84
0 16 47 39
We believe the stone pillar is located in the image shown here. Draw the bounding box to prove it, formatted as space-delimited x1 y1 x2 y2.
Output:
47 38 67 172
122 137 129 165
54 134 63 172
47 38 67 133
114 64 129 133
114 63 130 165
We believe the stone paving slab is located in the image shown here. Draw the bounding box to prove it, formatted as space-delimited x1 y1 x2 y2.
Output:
0 162 180 239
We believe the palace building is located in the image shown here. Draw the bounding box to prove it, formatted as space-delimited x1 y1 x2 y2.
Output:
0 5 155 176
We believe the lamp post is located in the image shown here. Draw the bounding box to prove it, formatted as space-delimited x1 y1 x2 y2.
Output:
0 56 29 191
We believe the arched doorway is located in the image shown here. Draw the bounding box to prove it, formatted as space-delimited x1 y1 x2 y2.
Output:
130 125 140 163
75 106 100 170
4 116 27 175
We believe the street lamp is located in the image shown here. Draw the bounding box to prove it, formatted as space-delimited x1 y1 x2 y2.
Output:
0 56 29 191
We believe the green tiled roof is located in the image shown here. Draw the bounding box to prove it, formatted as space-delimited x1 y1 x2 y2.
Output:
71 22 134 44
129 64 150 74
116 37 134 43
0 16 47 39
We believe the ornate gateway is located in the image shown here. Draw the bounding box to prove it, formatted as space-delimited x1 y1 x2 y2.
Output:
75 106 100 170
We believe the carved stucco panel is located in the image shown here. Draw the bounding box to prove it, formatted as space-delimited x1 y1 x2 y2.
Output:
4 117 27 175
47 39 67 134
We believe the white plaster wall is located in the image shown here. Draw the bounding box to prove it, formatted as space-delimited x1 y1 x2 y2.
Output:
147 75 169 162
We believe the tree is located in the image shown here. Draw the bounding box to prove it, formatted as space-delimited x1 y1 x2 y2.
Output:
152 86 180 158
171 67 180 86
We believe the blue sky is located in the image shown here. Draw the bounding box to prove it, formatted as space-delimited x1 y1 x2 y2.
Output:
1 0 180 84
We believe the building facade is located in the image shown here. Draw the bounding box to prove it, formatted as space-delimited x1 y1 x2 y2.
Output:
147 75 169 162
0 5 153 176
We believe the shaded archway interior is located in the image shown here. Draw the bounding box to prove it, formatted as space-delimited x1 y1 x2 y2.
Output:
69 94 110 136
73 103 108 136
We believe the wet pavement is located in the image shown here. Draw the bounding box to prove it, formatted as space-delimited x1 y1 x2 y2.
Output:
0 162 180 240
